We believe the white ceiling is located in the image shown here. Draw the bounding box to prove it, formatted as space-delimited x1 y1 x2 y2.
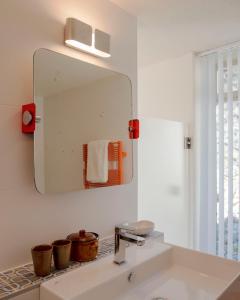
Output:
110 0 240 66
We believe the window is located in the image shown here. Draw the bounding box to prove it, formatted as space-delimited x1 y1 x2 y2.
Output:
197 48 240 260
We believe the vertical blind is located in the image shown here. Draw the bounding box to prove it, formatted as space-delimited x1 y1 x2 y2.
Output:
197 46 240 260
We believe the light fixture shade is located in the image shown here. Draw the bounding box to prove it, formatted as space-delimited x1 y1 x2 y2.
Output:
95 29 110 55
65 18 92 46
64 18 111 58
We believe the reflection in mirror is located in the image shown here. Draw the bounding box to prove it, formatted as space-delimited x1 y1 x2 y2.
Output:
34 49 133 194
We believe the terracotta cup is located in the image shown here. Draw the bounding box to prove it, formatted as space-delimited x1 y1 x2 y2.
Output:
31 244 53 277
52 239 72 270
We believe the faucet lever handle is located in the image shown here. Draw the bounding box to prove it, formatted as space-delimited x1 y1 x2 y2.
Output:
123 232 145 243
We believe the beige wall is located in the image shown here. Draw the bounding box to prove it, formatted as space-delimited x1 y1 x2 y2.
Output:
0 0 137 270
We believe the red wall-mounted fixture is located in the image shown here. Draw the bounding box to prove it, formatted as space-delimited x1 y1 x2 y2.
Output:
129 119 139 139
22 103 36 133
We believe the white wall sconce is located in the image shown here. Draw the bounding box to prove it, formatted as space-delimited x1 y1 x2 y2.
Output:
64 18 111 58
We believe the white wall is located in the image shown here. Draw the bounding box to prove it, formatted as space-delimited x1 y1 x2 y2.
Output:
0 0 137 271
138 53 195 247
138 53 194 126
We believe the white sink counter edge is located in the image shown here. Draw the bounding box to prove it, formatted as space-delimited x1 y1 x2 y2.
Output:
41 240 240 300
166 243 240 299
40 240 171 300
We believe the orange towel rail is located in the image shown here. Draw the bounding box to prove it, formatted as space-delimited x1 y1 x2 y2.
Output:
83 141 126 189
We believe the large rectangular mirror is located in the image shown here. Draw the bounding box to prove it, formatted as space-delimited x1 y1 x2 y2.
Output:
34 49 133 194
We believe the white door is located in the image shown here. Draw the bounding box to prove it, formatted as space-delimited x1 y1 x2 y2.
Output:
138 117 190 247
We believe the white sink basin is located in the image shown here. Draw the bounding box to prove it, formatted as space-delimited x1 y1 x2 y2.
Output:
40 240 240 300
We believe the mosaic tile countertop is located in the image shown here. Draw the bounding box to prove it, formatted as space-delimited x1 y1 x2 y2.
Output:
0 231 163 300
0 237 114 300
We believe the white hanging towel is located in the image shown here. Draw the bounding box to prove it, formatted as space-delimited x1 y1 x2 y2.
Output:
87 140 109 183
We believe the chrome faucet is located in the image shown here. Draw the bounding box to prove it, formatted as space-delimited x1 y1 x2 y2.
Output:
114 224 145 264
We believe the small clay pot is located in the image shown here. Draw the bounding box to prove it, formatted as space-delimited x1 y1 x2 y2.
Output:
67 230 99 262
31 244 53 277
52 239 72 270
